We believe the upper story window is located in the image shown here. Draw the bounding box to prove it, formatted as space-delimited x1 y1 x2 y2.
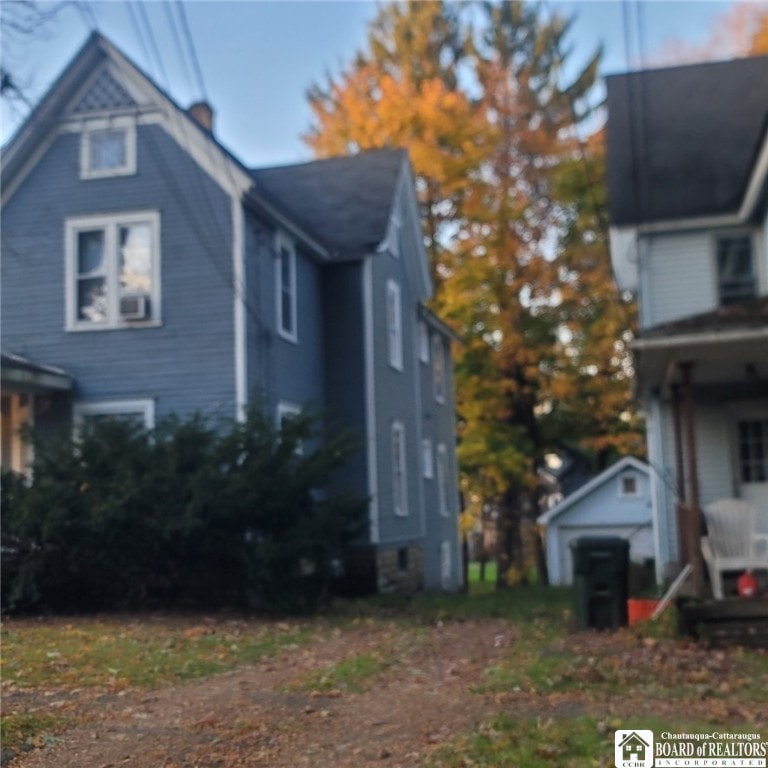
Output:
65 211 160 331
80 119 136 179
717 235 756 305
432 334 446 403
386 279 403 371
418 321 429 363
436 443 450 516
275 233 297 342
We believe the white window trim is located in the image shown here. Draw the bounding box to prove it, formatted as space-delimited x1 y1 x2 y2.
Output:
618 473 640 498
275 231 298 343
712 230 759 306
389 212 402 258
436 442 449 516
79 117 137 179
386 279 403 371
73 399 155 431
440 540 452 588
418 321 429 364
65 211 161 332
422 438 434 479
277 400 303 454
432 334 446 404
392 420 408 517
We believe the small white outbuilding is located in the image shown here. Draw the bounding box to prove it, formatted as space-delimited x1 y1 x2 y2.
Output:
537 456 655 586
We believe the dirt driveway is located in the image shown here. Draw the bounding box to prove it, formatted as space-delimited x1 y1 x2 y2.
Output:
4 615 767 767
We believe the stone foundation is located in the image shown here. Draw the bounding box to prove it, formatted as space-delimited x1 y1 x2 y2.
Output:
376 545 423 594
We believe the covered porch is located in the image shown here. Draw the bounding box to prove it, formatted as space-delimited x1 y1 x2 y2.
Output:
1 352 73 474
633 299 768 601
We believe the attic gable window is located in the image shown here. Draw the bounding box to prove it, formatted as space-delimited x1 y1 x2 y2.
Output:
65 211 160 331
619 474 639 497
717 235 756 305
80 119 136 179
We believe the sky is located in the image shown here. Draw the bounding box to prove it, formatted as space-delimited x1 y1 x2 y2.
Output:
0 0 742 168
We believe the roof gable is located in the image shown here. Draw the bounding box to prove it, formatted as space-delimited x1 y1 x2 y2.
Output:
537 456 650 525
251 148 405 259
1 33 253 205
606 55 768 226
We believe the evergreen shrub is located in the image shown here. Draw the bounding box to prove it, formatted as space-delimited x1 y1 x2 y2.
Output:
1 405 365 614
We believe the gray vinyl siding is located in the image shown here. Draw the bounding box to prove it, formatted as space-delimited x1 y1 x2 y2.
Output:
642 232 715 327
242 216 325 424
273 245 325 412
370 249 422 543
1 123 237 423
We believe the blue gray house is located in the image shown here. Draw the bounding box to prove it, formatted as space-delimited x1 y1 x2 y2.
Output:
0 33 462 593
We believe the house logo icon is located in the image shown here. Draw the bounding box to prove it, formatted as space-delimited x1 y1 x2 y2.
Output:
615 730 654 768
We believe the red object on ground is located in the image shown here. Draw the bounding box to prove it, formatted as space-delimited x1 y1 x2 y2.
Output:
627 598 659 625
737 570 757 598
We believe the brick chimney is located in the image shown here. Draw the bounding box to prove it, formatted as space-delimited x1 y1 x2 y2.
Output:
188 101 214 133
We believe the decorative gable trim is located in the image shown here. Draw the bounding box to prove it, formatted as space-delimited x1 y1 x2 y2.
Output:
70 62 139 114
1 34 254 207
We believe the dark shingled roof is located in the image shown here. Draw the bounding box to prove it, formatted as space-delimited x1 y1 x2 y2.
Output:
250 148 406 259
639 296 768 339
605 55 768 226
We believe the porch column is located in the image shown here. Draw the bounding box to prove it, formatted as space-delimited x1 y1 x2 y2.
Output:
671 384 688 564
679 362 705 598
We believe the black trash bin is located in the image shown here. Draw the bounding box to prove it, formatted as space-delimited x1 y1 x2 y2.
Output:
570 536 629 630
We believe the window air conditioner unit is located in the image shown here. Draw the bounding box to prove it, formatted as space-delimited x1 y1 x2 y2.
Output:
119 294 149 321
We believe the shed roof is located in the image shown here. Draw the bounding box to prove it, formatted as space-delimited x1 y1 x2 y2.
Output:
537 456 650 526
605 55 768 226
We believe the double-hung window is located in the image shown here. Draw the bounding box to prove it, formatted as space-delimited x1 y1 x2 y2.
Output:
717 235 756 305
738 419 768 483
436 443 450 516
65 212 160 330
277 401 303 454
275 233 297 342
422 438 434 479
418 321 429 363
386 279 403 370
80 119 136 179
392 421 408 516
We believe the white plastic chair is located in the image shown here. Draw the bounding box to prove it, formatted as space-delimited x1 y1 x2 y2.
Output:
701 499 768 599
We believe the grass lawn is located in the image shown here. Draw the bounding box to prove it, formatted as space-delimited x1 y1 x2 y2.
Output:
2 588 766 766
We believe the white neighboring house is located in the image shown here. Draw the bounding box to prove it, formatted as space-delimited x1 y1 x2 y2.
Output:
537 457 654 586
605 55 768 595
